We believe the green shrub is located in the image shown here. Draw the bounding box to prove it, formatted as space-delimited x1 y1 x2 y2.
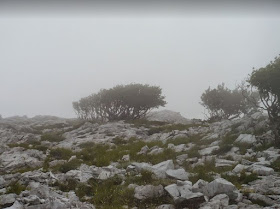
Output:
41 133 65 142
271 158 280 172
50 148 74 160
52 159 82 173
6 181 26 195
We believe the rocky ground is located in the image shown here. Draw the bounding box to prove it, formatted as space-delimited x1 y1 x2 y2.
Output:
0 111 280 209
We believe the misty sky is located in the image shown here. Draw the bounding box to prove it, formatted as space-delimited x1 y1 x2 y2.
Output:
1 1 280 119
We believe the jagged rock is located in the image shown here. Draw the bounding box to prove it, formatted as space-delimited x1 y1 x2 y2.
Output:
215 159 237 167
203 178 237 200
232 164 249 174
155 204 175 209
166 169 189 180
138 145 149 155
200 194 229 209
134 185 164 200
248 193 275 206
152 160 175 178
235 134 257 144
0 148 45 172
147 110 191 124
3 200 24 209
165 181 205 208
0 176 5 189
148 146 164 155
168 144 188 152
192 180 208 193
122 154 130 161
248 164 274 176
0 193 16 208
199 146 219 156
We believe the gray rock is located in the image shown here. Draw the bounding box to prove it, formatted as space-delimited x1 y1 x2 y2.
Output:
192 179 208 193
0 193 16 208
235 134 256 144
134 185 164 200
166 169 189 180
248 193 275 206
232 164 248 174
199 146 219 156
155 204 175 209
203 178 237 200
248 164 274 176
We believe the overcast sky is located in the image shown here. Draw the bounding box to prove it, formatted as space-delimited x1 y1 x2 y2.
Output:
1 1 280 119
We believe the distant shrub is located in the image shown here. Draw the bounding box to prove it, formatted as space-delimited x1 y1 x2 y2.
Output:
41 133 65 142
73 83 166 121
200 83 258 121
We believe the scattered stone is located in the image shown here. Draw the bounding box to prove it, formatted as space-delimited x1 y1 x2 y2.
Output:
235 134 257 144
134 185 164 200
166 169 189 180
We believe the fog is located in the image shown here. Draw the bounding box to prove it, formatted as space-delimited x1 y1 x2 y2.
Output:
1 1 280 119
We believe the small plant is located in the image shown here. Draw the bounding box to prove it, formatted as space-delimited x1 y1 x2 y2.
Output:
221 171 259 189
6 181 26 195
271 157 280 172
49 148 74 160
52 159 82 173
41 133 65 142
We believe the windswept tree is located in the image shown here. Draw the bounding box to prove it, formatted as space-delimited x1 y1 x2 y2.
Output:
73 83 166 121
249 55 280 145
200 83 258 121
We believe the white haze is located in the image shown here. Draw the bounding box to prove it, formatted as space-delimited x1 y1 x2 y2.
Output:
0 14 280 119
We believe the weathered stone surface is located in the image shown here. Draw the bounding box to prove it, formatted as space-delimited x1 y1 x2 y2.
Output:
199 146 219 156
248 164 274 176
192 179 208 193
134 185 164 200
0 193 16 208
155 204 175 209
166 169 189 180
203 178 237 200
235 134 256 144
232 164 248 174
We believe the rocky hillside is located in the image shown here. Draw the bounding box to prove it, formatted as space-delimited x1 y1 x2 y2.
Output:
0 112 280 209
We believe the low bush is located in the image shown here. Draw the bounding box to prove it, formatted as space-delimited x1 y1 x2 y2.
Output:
41 133 65 142
49 148 74 160
6 181 26 195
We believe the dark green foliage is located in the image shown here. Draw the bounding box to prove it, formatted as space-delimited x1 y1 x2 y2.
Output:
200 83 257 121
73 83 166 121
127 119 167 128
49 148 74 160
6 181 26 195
271 158 280 172
8 140 48 153
41 132 65 142
222 171 259 189
53 159 82 173
249 56 280 145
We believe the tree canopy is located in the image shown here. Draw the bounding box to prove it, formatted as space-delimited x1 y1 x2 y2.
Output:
200 83 257 121
73 84 166 121
249 56 280 145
